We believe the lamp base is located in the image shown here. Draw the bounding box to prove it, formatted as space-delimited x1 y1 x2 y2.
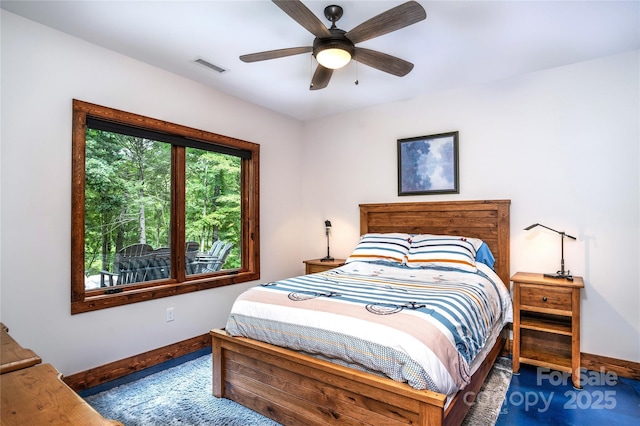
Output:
544 272 574 281
320 256 334 262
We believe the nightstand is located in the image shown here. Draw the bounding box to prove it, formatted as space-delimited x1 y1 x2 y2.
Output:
511 272 584 388
303 258 346 274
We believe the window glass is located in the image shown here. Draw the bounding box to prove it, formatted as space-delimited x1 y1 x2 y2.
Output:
84 130 172 289
72 100 260 314
185 147 241 276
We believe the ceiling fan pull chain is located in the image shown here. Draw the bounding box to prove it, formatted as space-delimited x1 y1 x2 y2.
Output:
354 60 359 86
310 54 314 89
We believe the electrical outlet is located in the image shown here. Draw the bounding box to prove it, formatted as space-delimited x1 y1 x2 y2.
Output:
166 307 174 322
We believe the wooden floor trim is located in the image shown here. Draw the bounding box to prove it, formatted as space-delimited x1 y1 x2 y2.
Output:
63 334 638 393
507 338 639 381
63 333 211 392
582 352 640 381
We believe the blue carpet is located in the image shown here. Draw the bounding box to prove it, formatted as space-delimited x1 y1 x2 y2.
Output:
83 353 280 426
82 349 639 425
83 350 512 425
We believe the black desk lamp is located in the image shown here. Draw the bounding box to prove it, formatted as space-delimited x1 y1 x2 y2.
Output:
321 220 334 262
524 223 576 280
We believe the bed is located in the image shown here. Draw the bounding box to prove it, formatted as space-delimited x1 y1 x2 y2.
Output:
211 199 511 426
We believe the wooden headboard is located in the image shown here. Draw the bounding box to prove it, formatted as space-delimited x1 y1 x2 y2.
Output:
359 199 511 287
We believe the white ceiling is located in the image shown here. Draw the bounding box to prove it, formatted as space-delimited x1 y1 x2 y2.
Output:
2 1 639 121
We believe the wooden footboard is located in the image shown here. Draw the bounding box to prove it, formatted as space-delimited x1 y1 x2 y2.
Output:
211 328 507 426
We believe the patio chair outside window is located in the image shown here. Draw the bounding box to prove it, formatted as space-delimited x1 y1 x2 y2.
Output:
100 242 202 286
197 241 233 273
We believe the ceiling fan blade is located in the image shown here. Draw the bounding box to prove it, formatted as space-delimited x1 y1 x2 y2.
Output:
272 0 331 39
354 47 414 77
309 65 333 90
345 1 426 45
240 46 313 63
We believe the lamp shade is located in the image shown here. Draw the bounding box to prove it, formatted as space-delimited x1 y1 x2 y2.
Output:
524 223 576 240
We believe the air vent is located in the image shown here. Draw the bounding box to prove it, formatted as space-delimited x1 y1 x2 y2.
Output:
193 58 227 74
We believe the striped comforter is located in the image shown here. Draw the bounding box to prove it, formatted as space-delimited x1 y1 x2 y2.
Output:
225 261 512 395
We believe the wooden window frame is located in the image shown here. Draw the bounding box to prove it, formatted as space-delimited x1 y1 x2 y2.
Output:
71 100 260 314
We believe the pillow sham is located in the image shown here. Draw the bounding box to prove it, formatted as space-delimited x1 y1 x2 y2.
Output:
406 234 478 272
346 233 411 264
475 242 496 270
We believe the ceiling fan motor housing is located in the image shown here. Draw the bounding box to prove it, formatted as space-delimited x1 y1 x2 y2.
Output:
312 28 355 61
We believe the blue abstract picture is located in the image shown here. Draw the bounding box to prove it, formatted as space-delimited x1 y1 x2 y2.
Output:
398 132 459 195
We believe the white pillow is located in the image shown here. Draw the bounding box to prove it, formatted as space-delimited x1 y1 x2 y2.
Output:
346 233 411 264
406 234 479 272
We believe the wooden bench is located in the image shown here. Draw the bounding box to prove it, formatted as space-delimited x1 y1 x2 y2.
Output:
1 363 123 425
0 323 122 426
0 323 41 374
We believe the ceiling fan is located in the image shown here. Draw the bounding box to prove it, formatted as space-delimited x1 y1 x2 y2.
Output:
240 0 427 90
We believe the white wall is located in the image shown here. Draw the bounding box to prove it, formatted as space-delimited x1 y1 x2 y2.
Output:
0 11 305 376
301 50 640 363
2 9 638 378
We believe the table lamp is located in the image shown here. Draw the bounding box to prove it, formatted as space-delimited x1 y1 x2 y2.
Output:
321 220 334 262
524 223 576 280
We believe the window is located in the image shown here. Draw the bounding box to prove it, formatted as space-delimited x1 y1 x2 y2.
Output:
72 100 259 314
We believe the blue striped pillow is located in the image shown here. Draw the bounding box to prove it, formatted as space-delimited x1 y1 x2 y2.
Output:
407 234 478 272
346 233 411 264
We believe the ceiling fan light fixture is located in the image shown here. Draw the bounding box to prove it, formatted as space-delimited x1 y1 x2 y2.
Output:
313 38 354 69
316 47 351 69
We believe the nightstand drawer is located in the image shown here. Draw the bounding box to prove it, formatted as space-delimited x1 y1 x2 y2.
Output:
303 259 346 274
520 285 572 312
306 263 333 274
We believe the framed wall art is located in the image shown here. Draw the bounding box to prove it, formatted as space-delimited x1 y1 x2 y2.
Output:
397 131 459 196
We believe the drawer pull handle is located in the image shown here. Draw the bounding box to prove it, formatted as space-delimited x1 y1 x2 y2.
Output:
542 296 548 302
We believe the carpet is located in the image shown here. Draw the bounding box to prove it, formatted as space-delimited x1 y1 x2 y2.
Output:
84 355 512 426
462 356 513 425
